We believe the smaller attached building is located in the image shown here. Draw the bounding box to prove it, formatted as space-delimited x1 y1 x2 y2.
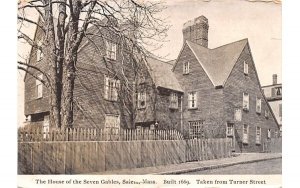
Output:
262 74 282 136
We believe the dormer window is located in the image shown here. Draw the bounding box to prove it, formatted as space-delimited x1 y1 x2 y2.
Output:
106 40 117 60
244 61 248 75
183 62 189 74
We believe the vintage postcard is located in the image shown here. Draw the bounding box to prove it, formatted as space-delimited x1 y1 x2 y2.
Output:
17 0 282 187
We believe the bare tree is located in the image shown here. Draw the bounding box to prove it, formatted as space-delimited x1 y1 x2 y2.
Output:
18 0 169 128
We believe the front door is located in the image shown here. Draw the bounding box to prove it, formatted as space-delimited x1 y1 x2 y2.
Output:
226 123 235 151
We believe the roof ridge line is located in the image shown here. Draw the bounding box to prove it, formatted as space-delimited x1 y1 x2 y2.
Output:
210 38 248 50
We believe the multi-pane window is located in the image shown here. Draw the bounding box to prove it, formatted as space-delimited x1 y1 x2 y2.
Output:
36 74 43 98
234 109 242 121
256 97 262 113
226 123 234 136
183 62 190 74
256 126 261 144
169 92 178 109
104 75 120 101
104 114 120 134
105 40 117 60
243 124 249 144
138 92 146 109
265 110 269 118
243 92 249 111
188 91 197 109
189 120 204 139
36 40 43 63
267 129 271 139
244 61 248 75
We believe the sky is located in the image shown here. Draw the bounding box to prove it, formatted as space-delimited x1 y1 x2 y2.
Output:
158 0 281 86
17 0 281 126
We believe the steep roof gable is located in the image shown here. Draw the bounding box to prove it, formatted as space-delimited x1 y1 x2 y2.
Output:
146 57 183 92
179 39 248 87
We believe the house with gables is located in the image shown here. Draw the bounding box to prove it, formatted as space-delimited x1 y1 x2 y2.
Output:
23 15 279 152
171 15 280 152
23 18 184 134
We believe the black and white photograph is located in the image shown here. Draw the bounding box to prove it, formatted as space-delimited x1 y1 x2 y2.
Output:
15 0 284 187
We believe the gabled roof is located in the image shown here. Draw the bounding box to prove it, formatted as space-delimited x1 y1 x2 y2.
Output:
146 57 183 92
183 38 248 87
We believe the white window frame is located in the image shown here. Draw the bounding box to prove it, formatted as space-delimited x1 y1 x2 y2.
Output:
169 92 178 109
265 109 269 118
243 92 249 111
226 123 234 136
104 75 120 101
234 109 242 121
105 40 117 60
243 124 249 144
256 126 261 144
36 74 43 99
267 129 271 139
188 91 197 109
256 97 262 113
104 114 120 134
183 61 190 74
244 61 248 75
137 91 147 109
189 120 204 139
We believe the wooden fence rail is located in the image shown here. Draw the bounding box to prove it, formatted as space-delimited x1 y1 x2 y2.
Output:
18 138 232 174
263 138 282 153
18 127 184 142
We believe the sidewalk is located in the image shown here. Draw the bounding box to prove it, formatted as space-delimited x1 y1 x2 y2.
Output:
95 153 281 175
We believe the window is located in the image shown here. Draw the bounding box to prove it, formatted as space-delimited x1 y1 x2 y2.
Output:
188 91 197 109
189 120 204 139
256 97 262 113
243 124 249 144
265 110 269 119
183 62 189 74
244 61 248 75
36 74 43 98
169 92 178 109
271 87 282 98
104 114 120 134
36 40 43 63
105 40 117 60
256 126 261 144
226 123 234 136
243 92 249 111
234 109 242 121
104 75 120 101
138 92 146 109
267 129 271 139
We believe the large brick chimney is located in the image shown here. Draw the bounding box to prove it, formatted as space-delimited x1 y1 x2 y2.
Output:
182 15 209 48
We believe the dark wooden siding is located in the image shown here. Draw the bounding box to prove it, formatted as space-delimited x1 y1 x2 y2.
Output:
173 44 225 138
224 44 279 152
24 26 50 116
